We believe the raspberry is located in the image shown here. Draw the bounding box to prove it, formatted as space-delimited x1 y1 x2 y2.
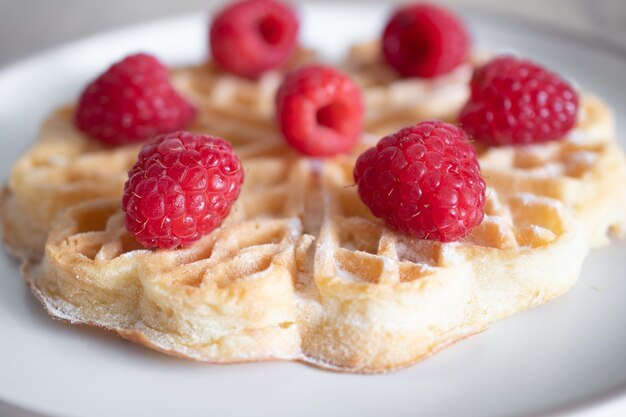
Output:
354 121 485 242
382 3 470 78
276 65 364 156
122 132 244 249
210 0 299 79
75 53 196 146
459 56 579 146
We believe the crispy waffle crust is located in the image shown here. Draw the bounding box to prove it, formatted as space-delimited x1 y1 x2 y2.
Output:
2 62 626 372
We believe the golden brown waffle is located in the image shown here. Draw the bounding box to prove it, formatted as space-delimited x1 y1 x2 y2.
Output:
0 107 141 260
342 40 474 136
172 47 316 146
3 60 626 372
478 96 626 246
25 153 586 372
0 48 315 260
2 92 618 262
0 51 315 259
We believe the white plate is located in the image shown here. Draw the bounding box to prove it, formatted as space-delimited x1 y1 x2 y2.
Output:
1 4 626 417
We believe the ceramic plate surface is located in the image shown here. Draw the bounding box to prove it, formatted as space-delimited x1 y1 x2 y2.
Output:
1 4 626 417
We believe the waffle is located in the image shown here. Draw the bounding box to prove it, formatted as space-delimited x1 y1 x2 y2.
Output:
2 91 619 262
0 61 301 260
477 96 626 246
342 40 474 136
341 37 626 242
172 47 316 146
3 59 626 372
25 153 587 372
0 107 141 260
0 48 314 260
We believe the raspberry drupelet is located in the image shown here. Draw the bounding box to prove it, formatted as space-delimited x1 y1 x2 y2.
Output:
122 132 244 250
382 3 470 78
210 0 299 79
354 121 486 242
75 53 196 146
276 65 364 157
459 56 579 146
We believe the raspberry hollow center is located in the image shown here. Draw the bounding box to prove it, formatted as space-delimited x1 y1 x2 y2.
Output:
276 64 363 156
316 101 349 134
258 15 285 45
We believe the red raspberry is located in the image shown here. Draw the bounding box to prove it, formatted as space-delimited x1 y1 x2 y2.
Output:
354 121 485 242
459 56 579 146
382 3 470 78
75 53 196 146
276 65 364 156
122 132 243 250
210 0 299 79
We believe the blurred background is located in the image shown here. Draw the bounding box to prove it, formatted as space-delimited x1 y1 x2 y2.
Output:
1 0 625 67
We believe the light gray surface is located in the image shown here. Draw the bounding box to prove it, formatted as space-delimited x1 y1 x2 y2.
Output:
1 0 625 67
